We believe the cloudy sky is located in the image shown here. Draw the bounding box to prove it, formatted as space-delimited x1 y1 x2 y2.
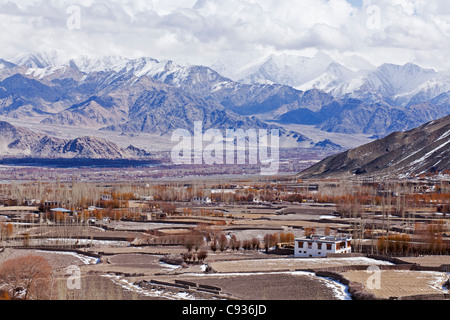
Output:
1 0 450 71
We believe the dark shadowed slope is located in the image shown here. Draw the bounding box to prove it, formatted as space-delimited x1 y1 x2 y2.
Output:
298 115 450 179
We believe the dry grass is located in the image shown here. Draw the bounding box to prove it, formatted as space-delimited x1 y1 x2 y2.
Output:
398 256 450 267
342 270 449 299
209 257 394 273
176 273 341 300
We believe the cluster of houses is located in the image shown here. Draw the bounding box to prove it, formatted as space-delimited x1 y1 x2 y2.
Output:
1 192 214 225
0 194 357 258
375 181 450 196
0 193 162 225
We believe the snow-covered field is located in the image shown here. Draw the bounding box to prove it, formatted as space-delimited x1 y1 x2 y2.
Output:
342 269 449 299
181 270 352 300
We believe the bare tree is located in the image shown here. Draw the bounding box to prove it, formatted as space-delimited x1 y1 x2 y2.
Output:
263 233 278 253
0 223 13 246
251 237 260 250
229 235 239 251
0 255 53 300
197 249 208 262
210 238 217 252
183 235 194 252
218 234 228 252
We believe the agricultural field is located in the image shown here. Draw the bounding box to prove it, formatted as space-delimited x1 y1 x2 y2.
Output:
208 257 394 273
0 177 449 300
342 270 449 299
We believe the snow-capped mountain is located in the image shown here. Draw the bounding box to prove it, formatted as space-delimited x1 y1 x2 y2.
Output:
15 51 450 109
213 52 370 94
368 63 437 97
295 62 358 92
329 62 443 106
0 50 449 147
214 52 450 109
236 52 336 87
72 55 131 74
11 51 62 69
0 52 315 143
0 59 17 70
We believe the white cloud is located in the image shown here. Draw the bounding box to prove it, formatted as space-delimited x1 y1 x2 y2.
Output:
0 0 449 71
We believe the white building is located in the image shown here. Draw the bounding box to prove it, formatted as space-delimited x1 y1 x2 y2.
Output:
101 194 112 201
191 197 212 204
294 235 352 258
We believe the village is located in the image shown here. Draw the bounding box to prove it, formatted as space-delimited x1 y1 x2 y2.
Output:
0 174 449 300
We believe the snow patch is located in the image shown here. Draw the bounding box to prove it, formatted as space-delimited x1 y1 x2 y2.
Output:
37 250 99 265
409 139 450 166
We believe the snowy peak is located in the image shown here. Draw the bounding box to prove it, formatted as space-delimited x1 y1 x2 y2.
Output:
368 63 437 96
70 55 193 86
238 52 335 88
296 61 357 92
0 59 17 70
8 51 449 109
218 52 448 108
12 51 61 69
72 55 132 74
321 62 446 106
1 51 450 144
25 64 86 81
325 62 355 78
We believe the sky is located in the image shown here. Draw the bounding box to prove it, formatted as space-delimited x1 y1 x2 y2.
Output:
1 0 450 71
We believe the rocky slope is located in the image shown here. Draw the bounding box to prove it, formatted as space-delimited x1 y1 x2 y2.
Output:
298 115 450 178
0 121 150 159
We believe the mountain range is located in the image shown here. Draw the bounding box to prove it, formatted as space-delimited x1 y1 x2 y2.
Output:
0 51 449 161
298 115 450 179
0 121 150 159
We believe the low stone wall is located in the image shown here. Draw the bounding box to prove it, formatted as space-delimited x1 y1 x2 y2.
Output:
367 254 416 265
136 279 228 299
149 279 189 290
198 284 221 292
175 280 197 287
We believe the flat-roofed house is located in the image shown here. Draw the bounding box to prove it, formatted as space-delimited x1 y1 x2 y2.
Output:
101 194 112 201
294 235 352 258
191 197 211 204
